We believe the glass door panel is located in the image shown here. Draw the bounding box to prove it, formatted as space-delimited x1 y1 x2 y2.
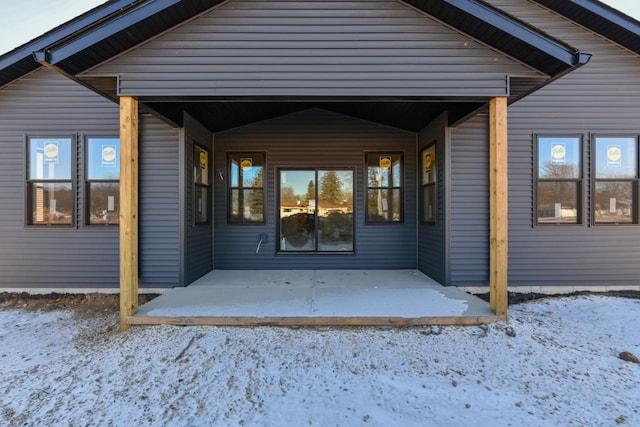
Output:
279 169 354 253
279 170 316 251
318 170 353 251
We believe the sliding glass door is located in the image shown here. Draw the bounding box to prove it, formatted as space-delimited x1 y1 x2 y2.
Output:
279 169 353 252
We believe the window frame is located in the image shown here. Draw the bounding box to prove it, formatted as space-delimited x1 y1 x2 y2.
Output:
25 135 76 227
276 167 355 254
193 144 211 226
533 134 585 226
85 136 120 226
420 143 437 224
364 151 404 224
591 134 639 226
227 152 266 225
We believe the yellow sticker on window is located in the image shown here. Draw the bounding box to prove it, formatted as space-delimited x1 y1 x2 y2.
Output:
551 144 566 163
607 145 621 163
102 146 116 163
199 151 206 166
44 143 59 159
379 156 391 169
241 158 252 172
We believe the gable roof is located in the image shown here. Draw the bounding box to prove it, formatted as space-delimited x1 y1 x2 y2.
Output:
0 0 590 90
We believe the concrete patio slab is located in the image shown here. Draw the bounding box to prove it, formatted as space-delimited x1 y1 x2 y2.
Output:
129 270 500 326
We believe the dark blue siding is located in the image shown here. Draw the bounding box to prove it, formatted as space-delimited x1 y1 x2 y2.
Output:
417 113 447 284
213 109 417 269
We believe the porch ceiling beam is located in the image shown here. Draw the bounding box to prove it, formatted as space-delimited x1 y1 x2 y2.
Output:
120 96 139 332
489 96 508 317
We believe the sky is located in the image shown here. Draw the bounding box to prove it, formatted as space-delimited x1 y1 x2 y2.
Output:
0 0 639 55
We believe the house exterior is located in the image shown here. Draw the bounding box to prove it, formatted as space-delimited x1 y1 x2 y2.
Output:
1 0 639 323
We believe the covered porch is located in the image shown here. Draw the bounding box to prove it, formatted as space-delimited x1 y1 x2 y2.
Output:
127 270 498 326
62 0 588 331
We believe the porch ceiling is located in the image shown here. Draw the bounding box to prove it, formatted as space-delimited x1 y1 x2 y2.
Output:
145 100 485 132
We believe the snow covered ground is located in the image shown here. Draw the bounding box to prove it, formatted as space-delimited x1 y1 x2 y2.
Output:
1 295 639 426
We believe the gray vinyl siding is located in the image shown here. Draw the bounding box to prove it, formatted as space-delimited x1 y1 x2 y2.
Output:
449 115 490 286
213 108 417 269
184 114 214 283
0 68 181 289
85 0 540 98
0 68 120 288
463 0 640 287
417 113 447 284
139 116 181 287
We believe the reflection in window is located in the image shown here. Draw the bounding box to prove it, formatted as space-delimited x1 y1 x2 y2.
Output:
194 145 210 225
228 153 265 223
366 153 402 223
594 137 638 224
86 138 120 225
421 145 436 223
535 136 582 224
278 169 353 252
27 137 74 226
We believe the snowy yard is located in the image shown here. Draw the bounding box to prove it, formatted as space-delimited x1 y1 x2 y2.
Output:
1 295 639 426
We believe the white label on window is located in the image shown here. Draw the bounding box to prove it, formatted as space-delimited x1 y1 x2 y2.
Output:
50 199 57 214
382 198 388 211
554 203 562 218
607 145 622 167
610 198 617 213
44 142 59 164
551 144 566 165
102 145 117 167
108 196 115 212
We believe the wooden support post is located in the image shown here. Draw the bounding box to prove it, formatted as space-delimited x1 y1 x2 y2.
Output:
119 96 139 331
489 97 508 317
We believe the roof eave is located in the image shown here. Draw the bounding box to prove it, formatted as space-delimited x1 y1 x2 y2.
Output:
403 0 588 77
0 0 138 89
532 0 640 55
3 0 590 93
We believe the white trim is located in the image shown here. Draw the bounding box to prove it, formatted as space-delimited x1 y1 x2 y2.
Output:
0 288 169 295
460 285 640 294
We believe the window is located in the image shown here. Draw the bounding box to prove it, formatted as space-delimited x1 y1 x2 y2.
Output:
86 137 120 225
593 136 638 224
421 145 437 223
535 136 583 224
228 153 265 223
194 145 210 225
278 169 354 252
26 137 75 226
366 153 402 223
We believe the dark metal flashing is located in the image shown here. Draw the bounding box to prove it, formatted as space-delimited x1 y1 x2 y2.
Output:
0 0 136 89
404 0 588 76
533 0 640 55
0 0 224 88
40 0 225 77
